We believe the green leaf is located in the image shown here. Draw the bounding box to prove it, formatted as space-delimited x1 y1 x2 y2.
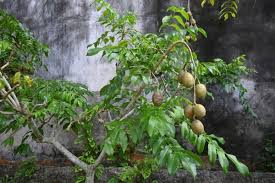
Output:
201 0 207 7
181 158 197 177
198 28 207 38
181 122 189 138
87 47 104 56
209 0 215 6
217 150 229 173
167 6 189 20
15 143 32 156
227 154 250 176
2 136 14 146
189 130 198 145
169 106 184 121
167 153 178 174
117 130 128 152
197 135 206 153
103 140 114 155
0 40 11 52
209 134 225 144
172 15 186 28
152 138 163 154
162 16 171 24
148 116 158 137
208 142 217 164
159 146 170 166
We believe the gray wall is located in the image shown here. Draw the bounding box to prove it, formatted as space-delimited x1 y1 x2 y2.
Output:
194 0 275 163
1 0 275 167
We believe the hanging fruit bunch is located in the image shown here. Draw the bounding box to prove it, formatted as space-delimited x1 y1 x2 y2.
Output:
180 67 207 135
151 38 208 135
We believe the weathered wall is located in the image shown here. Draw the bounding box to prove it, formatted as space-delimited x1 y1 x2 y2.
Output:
194 0 275 163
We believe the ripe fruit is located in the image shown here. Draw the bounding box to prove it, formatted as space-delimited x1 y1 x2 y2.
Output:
152 91 163 106
184 105 194 119
191 120 204 134
193 104 206 119
195 84 207 99
178 71 195 88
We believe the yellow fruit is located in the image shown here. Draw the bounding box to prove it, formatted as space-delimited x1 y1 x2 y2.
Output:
178 71 195 88
152 92 163 106
195 84 207 99
193 104 206 119
184 105 194 119
191 120 204 134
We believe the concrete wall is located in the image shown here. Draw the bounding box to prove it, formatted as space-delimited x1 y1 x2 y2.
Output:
1 166 275 183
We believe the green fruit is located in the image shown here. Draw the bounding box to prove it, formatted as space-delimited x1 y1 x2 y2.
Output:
191 120 204 134
193 104 206 119
196 84 207 99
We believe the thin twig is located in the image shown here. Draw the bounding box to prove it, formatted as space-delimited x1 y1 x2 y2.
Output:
1 62 9 71
0 111 16 115
187 0 191 12
107 111 113 121
91 150 106 170
31 99 48 113
120 109 135 121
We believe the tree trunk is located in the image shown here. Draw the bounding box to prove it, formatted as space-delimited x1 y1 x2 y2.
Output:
86 171 95 183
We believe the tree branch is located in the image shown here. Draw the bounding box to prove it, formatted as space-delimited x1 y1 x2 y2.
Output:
2 84 20 100
44 137 89 171
31 99 48 113
0 111 16 115
91 150 106 170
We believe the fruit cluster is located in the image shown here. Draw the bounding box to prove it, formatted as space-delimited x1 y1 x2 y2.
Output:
152 70 207 135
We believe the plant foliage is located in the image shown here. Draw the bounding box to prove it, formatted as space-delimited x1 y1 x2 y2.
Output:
200 0 239 20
